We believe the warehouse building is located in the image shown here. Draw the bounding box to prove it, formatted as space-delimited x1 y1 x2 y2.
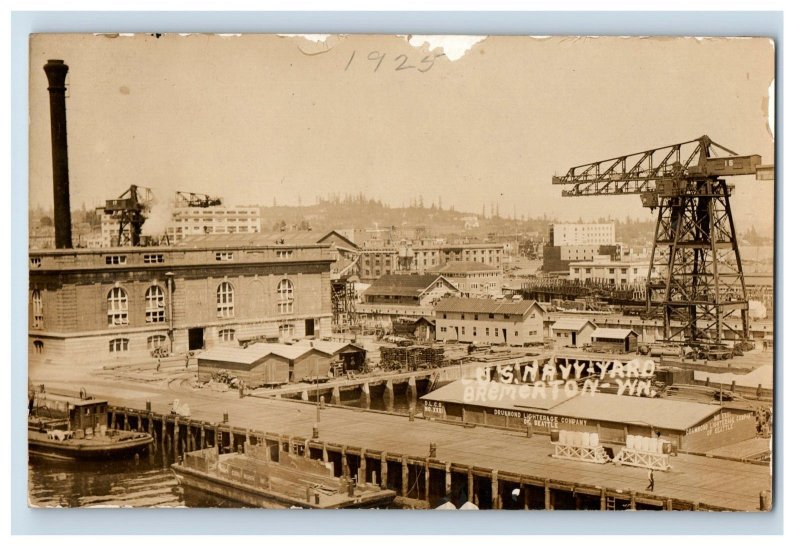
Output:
421 380 758 452
28 240 335 365
435 298 545 346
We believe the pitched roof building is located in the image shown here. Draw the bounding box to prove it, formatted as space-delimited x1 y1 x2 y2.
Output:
435 297 545 346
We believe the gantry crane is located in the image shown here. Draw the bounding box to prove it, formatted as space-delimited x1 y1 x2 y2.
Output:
174 191 223 208
553 135 773 347
103 184 154 246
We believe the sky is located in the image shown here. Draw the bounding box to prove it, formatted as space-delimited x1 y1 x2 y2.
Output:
28 34 775 232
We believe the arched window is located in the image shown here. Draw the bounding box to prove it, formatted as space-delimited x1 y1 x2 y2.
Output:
217 282 234 318
145 285 165 323
147 335 167 351
109 338 129 352
107 287 129 326
33 340 44 354
277 279 294 314
31 289 43 329
219 328 236 342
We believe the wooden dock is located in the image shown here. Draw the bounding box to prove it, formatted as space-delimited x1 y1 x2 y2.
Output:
73 378 772 512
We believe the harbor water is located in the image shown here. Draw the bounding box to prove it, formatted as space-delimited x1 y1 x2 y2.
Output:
28 390 423 508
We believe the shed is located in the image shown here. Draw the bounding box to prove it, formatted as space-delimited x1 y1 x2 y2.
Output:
413 317 436 342
197 345 277 386
197 343 333 386
591 328 639 353
551 318 597 348
294 339 367 373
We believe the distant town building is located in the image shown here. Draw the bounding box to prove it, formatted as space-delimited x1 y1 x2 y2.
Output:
440 243 504 266
568 258 650 287
359 249 398 281
434 298 545 346
165 205 261 243
542 223 619 273
436 261 503 297
550 223 615 246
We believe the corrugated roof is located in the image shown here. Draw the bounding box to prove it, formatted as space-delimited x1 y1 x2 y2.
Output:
363 274 443 297
591 328 638 340
421 380 569 411
435 297 541 316
553 393 721 431
437 262 500 274
552 318 597 331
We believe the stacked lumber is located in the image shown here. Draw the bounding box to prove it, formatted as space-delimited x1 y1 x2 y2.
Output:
380 346 446 370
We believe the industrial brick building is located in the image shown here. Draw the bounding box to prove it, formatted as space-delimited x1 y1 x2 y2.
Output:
28 241 335 365
435 298 545 346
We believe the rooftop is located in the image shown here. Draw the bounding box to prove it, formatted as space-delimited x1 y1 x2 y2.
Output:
421 380 570 412
178 230 357 249
363 274 449 298
293 339 365 355
435 297 542 316
437 262 501 274
552 392 721 431
551 318 598 331
591 328 638 340
422 380 723 431
198 343 324 364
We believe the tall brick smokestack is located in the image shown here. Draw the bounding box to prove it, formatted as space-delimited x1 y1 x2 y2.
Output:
44 59 72 249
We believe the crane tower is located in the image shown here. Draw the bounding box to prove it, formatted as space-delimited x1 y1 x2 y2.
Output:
552 135 773 347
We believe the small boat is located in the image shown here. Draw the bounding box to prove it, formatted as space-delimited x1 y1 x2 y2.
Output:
172 443 396 509
28 389 153 461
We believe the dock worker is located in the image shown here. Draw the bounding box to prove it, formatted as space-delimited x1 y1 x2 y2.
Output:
185 353 190 369
646 468 655 492
156 358 161 372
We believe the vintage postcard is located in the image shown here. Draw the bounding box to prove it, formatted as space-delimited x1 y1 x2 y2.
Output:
27 33 774 511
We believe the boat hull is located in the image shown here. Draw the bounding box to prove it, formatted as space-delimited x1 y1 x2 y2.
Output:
171 463 395 509
29 431 153 461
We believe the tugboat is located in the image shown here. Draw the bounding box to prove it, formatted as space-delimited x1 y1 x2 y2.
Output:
172 443 396 509
28 387 153 460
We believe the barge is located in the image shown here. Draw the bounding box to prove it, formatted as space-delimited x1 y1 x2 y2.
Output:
172 444 396 508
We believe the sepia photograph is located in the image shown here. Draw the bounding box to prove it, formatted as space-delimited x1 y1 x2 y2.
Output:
26 33 775 512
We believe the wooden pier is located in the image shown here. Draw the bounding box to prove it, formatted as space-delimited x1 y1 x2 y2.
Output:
98 386 771 512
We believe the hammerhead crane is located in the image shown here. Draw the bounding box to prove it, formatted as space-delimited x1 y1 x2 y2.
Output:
552 135 774 347
103 184 154 247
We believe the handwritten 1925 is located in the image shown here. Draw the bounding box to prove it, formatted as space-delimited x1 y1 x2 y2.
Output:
344 50 446 73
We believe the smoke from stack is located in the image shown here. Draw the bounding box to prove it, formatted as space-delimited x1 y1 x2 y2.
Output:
43 59 73 249
141 197 173 238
